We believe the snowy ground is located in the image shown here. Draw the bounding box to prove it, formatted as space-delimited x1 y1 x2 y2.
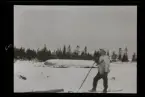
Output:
14 59 137 93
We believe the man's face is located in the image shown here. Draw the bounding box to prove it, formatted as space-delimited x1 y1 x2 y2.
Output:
100 50 105 55
99 50 103 55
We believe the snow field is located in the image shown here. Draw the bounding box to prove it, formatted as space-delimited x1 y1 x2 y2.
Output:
14 59 137 93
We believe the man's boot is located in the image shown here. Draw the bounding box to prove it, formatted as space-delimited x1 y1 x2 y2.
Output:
88 88 96 92
103 89 107 93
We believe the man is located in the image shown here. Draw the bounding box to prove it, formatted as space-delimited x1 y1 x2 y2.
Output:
89 49 110 93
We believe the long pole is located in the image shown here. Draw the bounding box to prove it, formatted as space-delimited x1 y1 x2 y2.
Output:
77 62 96 92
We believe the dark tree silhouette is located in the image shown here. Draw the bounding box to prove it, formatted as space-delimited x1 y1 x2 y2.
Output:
132 52 137 62
122 47 129 62
19 47 26 59
132 53 136 62
122 53 129 62
76 45 80 55
93 50 101 64
84 46 87 55
14 45 133 62
73 45 79 56
67 45 71 54
93 50 97 57
14 46 21 59
122 53 126 62
37 44 51 61
111 51 117 62
81 51 85 56
118 48 122 61
25 49 37 60
66 45 71 58
107 50 109 56
63 45 66 58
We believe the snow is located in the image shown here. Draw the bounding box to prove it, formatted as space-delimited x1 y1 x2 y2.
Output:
44 59 95 68
14 59 137 93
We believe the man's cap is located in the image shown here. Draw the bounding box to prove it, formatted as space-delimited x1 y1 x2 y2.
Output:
99 49 106 54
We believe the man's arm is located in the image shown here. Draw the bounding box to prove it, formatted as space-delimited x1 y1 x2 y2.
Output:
104 56 110 73
95 56 104 66
99 60 104 64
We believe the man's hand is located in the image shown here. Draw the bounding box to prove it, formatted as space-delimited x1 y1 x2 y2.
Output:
96 64 99 66
99 60 104 64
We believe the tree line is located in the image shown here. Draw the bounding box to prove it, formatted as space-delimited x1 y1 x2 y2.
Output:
14 44 137 62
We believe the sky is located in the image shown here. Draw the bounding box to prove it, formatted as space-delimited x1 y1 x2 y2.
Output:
14 6 137 58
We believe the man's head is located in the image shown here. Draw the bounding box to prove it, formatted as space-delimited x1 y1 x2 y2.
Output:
99 49 106 55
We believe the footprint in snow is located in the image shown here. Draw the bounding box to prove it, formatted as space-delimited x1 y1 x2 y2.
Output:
40 72 49 78
110 77 115 80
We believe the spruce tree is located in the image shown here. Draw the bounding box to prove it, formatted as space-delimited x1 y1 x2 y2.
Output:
37 44 50 61
111 51 117 62
74 45 80 57
76 45 80 55
93 50 100 63
118 48 122 61
132 52 136 62
66 45 71 58
124 47 129 62
63 45 66 58
107 50 109 56
84 46 87 55
67 45 71 54
122 53 126 62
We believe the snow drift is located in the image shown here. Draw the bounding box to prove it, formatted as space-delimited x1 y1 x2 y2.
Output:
44 59 96 68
